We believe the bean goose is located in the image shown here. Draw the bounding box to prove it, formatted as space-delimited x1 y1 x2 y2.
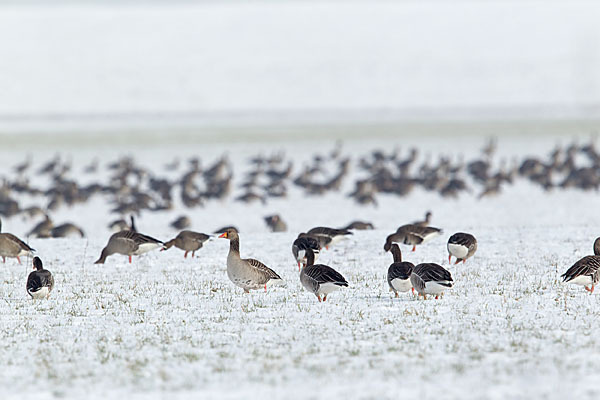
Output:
410 263 453 299
292 234 321 270
447 232 477 264
384 224 441 252
561 237 600 293
95 230 165 264
306 226 352 248
0 218 35 264
219 228 283 293
162 230 210 258
26 257 54 299
300 248 348 302
386 244 415 297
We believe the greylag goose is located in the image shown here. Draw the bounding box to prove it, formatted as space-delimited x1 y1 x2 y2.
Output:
264 214 287 232
162 230 210 258
447 232 477 264
384 224 441 252
94 230 164 264
343 221 375 230
300 248 348 302
219 228 283 293
0 218 35 263
561 237 600 293
292 234 321 270
306 226 352 248
410 263 453 299
412 211 432 227
26 257 54 299
386 244 415 297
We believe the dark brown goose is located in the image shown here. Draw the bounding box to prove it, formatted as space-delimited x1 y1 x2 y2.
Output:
447 232 477 264
307 226 352 248
561 238 600 293
343 221 375 230
384 224 441 252
410 263 453 299
300 248 348 302
162 230 210 258
26 257 54 299
95 230 164 264
386 244 414 297
292 234 321 270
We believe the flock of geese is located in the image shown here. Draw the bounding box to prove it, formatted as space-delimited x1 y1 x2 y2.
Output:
3 211 599 301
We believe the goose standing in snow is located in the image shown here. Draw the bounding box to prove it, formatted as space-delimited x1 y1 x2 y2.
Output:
264 214 287 232
162 230 210 258
0 218 35 264
306 226 352 248
292 234 321 270
300 248 348 302
219 228 283 293
94 230 164 264
447 232 477 264
561 237 600 293
384 224 441 252
26 257 54 299
410 263 453 299
386 244 415 297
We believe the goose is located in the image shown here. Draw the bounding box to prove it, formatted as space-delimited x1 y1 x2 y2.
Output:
298 232 330 250
51 223 85 238
447 232 477 264
219 228 283 293
412 211 432 227
27 214 53 238
410 263 453 299
306 226 352 247
0 217 35 263
264 214 287 232
94 230 164 264
300 248 348 302
162 230 210 258
386 244 415 297
561 237 600 293
26 257 54 299
292 234 320 270
170 216 191 230
384 224 441 252
343 221 375 230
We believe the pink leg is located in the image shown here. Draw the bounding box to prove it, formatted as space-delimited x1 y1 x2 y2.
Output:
264 284 267 293
128 255 132 263
17 256 21 264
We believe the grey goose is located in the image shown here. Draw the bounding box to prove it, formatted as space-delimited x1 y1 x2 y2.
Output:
561 237 600 293
386 244 415 297
0 218 35 264
163 230 210 258
410 263 453 299
447 232 477 264
95 230 164 264
300 248 348 302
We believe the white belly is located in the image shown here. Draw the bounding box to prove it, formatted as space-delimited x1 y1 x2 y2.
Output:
568 275 593 287
447 243 468 258
424 281 452 294
18 249 34 257
317 282 342 296
328 235 348 247
421 231 440 244
29 287 49 299
391 278 412 293
133 243 162 255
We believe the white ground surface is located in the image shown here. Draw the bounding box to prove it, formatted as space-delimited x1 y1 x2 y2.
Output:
2 134 600 399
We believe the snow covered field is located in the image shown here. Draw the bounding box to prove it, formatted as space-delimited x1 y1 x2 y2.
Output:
2 132 600 399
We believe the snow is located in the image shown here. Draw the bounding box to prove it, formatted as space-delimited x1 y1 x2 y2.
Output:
2 132 600 399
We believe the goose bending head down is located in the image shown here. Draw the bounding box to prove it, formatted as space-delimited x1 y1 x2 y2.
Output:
95 230 165 264
219 228 284 293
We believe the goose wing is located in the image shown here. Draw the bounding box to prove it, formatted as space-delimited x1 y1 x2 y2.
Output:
414 263 453 283
244 258 282 280
304 264 348 286
1 233 35 252
562 256 600 282
388 262 413 281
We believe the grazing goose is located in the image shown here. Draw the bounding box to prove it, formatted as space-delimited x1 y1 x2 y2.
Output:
219 228 283 293
298 232 330 250
410 263 453 299
300 248 348 302
51 223 85 238
26 257 54 299
95 230 164 264
561 237 600 293
384 224 441 252
412 211 432 227
447 232 477 264
27 214 53 238
264 214 287 232
162 230 210 258
343 221 375 230
0 218 35 263
386 244 415 297
292 234 321 270
307 226 352 247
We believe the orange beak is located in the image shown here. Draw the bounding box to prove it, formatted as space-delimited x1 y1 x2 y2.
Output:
218 232 228 238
